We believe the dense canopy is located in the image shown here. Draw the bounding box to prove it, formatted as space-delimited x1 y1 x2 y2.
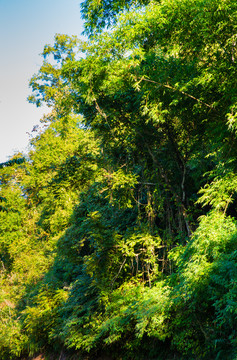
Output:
1 0 237 359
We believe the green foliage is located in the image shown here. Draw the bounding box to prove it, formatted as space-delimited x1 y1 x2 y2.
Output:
168 212 237 357
80 0 148 36
22 288 68 354
197 162 237 213
1 0 237 359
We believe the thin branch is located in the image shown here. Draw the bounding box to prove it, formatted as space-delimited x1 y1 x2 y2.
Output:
91 88 117 139
194 313 209 342
94 98 108 121
224 192 233 216
181 166 186 203
110 256 127 288
139 76 214 109
137 181 156 186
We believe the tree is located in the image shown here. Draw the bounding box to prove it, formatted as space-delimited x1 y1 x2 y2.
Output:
1 0 237 359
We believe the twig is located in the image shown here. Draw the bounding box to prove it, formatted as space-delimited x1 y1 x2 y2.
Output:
110 256 127 288
139 76 214 109
224 192 233 216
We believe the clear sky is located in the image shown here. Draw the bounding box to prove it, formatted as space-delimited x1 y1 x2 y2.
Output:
0 0 84 163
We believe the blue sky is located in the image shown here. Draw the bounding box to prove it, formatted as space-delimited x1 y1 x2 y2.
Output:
0 0 84 163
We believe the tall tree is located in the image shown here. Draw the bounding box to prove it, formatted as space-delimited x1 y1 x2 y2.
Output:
1 0 237 359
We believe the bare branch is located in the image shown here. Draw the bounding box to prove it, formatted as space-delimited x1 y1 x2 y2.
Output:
110 256 127 288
